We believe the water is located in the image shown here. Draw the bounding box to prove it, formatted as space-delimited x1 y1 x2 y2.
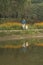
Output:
0 38 43 65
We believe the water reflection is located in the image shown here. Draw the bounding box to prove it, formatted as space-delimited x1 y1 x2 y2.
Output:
0 39 43 65
22 41 29 53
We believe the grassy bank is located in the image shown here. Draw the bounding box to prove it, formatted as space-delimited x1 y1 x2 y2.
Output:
0 29 41 37
0 22 43 30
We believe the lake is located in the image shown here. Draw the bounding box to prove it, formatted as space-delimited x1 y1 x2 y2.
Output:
0 38 43 65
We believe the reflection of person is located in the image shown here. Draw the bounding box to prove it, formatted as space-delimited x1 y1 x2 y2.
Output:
22 42 26 48
22 41 29 53
22 42 29 48
22 42 26 53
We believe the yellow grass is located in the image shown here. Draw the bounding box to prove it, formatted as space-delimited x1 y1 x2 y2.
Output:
0 22 29 27
34 22 43 26
0 45 22 48
35 43 43 46
0 43 43 49
0 44 30 48
0 22 22 27
0 22 43 27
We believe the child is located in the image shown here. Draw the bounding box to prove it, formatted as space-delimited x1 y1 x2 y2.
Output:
21 18 26 30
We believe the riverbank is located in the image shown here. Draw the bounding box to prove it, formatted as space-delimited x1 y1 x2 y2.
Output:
0 35 43 48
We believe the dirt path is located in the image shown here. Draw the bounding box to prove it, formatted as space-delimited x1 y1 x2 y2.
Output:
0 29 43 32
0 34 43 41
0 29 43 41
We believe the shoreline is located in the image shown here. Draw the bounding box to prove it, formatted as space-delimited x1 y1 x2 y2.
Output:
0 43 43 49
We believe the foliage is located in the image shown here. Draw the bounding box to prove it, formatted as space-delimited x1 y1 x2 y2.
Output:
0 0 43 24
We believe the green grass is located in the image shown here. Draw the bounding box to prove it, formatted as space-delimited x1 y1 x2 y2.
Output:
0 24 43 37
36 25 43 29
0 25 22 30
0 23 43 30
0 40 23 46
0 29 40 37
